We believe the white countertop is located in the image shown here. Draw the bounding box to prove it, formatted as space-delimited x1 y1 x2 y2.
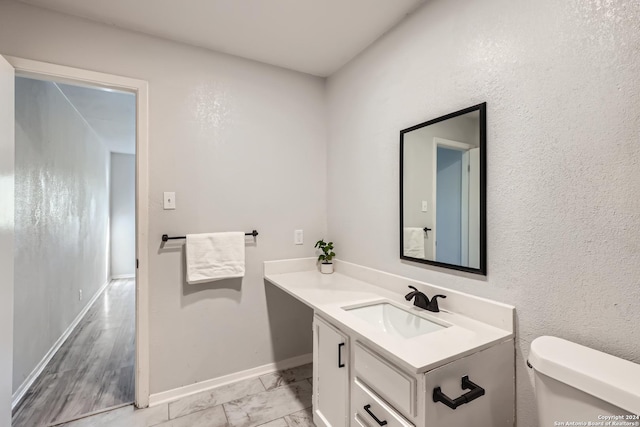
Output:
264 258 514 374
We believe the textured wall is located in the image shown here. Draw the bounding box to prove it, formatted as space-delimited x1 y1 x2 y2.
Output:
110 153 135 277
13 77 111 392
327 0 640 425
0 1 323 394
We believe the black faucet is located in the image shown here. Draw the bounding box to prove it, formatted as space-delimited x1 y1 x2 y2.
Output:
404 286 447 312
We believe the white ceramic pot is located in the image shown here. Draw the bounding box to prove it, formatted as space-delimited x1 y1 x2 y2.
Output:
320 262 334 274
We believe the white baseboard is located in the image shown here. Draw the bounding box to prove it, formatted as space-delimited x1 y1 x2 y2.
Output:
111 274 135 280
148 352 313 407
11 279 112 410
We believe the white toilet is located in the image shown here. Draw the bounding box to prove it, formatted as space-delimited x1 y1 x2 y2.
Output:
529 336 640 426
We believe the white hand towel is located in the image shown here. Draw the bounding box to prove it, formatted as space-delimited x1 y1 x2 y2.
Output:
186 232 245 284
403 227 425 258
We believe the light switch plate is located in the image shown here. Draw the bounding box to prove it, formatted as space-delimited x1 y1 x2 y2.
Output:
164 192 176 210
294 229 303 245
421 201 428 212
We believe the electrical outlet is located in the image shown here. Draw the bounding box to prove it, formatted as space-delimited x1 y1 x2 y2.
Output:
79 289 83 301
294 229 304 245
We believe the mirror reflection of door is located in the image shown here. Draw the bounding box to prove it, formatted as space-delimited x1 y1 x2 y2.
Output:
433 138 480 269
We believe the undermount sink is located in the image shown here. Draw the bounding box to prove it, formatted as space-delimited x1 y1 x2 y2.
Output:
344 302 448 339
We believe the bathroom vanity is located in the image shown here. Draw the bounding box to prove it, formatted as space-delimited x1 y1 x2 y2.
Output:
264 258 515 427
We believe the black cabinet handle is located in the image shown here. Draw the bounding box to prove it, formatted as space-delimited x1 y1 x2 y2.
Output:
363 404 387 426
433 375 485 410
338 343 345 368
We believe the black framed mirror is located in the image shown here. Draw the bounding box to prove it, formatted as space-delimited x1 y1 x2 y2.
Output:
400 103 486 275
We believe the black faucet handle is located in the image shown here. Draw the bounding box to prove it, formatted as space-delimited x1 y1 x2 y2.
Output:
405 285 420 301
427 294 447 312
408 285 418 292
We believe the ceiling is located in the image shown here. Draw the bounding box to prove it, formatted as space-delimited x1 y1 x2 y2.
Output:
56 82 136 154
18 0 427 76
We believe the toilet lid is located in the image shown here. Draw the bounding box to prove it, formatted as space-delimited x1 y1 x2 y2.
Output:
529 336 640 415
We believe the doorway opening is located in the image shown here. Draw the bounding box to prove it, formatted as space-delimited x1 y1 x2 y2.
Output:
0 56 150 426
10 75 136 426
0 52 149 421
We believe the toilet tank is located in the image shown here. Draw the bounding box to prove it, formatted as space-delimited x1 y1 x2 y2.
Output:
529 336 640 427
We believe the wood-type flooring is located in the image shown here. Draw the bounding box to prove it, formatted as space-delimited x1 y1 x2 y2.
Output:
12 278 135 427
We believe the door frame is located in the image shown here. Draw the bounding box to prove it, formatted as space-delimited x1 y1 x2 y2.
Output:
0 54 15 427
5 55 150 408
432 137 474 264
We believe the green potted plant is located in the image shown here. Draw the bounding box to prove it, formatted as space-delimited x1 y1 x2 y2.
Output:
315 239 336 274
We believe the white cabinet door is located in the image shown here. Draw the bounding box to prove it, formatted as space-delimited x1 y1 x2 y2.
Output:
313 315 349 427
424 340 514 427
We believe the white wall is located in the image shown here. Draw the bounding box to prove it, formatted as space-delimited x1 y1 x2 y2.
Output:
0 54 15 427
110 153 135 278
327 0 640 425
0 0 324 395
12 77 111 393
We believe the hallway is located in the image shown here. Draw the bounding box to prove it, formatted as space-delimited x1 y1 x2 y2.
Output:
12 279 135 426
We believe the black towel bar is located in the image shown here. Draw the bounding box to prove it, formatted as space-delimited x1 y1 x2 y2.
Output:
162 230 259 242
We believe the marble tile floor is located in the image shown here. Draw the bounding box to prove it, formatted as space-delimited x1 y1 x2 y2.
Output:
59 364 316 427
12 279 135 427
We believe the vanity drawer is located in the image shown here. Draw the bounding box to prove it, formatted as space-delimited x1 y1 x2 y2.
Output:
353 378 413 427
354 342 417 417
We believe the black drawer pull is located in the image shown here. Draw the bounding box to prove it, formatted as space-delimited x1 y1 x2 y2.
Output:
338 343 345 368
363 404 387 426
433 375 485 410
